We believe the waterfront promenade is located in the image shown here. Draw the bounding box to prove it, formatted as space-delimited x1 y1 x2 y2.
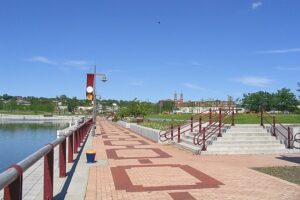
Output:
84 118 300 200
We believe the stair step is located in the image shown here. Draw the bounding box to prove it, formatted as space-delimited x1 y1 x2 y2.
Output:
219 136 277 141
208 144 285 151
213 140 281 145
172 141 200 153
226 133 271 136
201 149 289 155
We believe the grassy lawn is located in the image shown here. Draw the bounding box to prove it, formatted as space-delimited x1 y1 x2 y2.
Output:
236 114 300 124
253 166 300 185
142 113 300 130
145 113 192 121
145 113 300 124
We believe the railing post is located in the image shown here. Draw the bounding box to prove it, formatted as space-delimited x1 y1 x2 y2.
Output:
171 125 173 140
191 116 193 132
260 107 264 126
209 108 212 125
73 130 78 154
79 127 82 146
288 127 291 149
177 126 180 143
231 109 235 126
44 147 54 200
199 117 202 133
218 108 222 137
59 138 66 177
68 133 74 163
202 128 206 151
272 116 276 136
4 165 23 200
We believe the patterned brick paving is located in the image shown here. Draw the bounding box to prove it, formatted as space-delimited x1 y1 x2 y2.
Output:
85 118 300 200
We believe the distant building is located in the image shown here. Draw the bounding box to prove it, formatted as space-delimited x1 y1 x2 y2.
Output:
16 97 31 106
159 93 237 114
175 100 235 114
77 106 93 112
159 92 184 106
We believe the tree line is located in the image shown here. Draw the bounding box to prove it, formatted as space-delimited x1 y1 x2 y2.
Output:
241 87 299 113
1 83 299 116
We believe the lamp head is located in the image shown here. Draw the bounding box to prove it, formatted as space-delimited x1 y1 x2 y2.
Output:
101 75 107 82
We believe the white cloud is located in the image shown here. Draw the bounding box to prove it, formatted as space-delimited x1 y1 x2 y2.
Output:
276 66 300 71
233 76 272 87
190 61 201 66
26 56 91 71
63 60 90 66
252 2 262 10
165 60 202 67
255 48 300 54
27 56 57 65
183 83 205 91
130 81 144 87
165 61 182 66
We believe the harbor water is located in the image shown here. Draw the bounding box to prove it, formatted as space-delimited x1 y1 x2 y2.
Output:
0 122 68 173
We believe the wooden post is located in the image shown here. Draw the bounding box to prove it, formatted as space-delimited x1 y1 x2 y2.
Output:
202 128 206 151
59 139 66 177
44 149 54 200
218 108 222 137
177 126 181 143
171 125 173 140
191 116 193 132
272 116 276 136
4 165 23 200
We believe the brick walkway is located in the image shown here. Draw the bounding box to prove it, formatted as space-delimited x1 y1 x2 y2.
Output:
85 118 300 200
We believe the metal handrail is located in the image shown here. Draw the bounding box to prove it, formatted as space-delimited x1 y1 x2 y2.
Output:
0 118 92 199
261 108 292 148
159 110 212 142
194 109 233 149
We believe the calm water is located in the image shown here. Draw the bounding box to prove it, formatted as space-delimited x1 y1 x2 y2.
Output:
0 123 68 173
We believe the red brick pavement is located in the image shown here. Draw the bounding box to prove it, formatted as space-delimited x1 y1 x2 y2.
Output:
85 118 300 200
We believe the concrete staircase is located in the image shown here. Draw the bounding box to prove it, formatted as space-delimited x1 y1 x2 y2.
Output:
172 124 289 155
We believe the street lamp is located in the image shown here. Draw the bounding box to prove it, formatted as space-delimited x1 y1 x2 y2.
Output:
91 65 107 136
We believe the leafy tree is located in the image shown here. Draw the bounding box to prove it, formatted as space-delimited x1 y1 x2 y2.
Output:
2 94 12 100
67 97 79 113
159 101 175 113
274 88 298 112
116 107 129 118
297 82 300 98
241 91 273 112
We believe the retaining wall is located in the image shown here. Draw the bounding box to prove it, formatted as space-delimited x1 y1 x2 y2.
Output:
117 121 160 142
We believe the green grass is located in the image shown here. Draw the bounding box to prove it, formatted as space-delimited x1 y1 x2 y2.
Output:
142 113 300 130
145 114 192 121
235 114 300 124
253 166 300 185
145 113 300 124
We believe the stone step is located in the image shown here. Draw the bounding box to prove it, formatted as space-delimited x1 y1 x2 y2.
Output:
172 141 200 154
208 144 285 151
201 149 289 155
227 129 267 133
225 132 271 136
213 140 281 145
231 125 263 128
218 136 277 141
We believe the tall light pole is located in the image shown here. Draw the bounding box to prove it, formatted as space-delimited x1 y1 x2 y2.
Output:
91 65 107 136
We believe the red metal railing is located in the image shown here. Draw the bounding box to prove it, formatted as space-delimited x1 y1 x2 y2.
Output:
193 108 234 151
158 108 234 143
0 118 93 200
158 109 214 142
260 108 292 148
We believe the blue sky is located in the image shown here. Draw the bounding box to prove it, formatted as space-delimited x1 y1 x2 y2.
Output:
0 0 299 102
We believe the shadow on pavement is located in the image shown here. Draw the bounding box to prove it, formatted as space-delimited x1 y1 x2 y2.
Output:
54 134 89 200
276 156 300 164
